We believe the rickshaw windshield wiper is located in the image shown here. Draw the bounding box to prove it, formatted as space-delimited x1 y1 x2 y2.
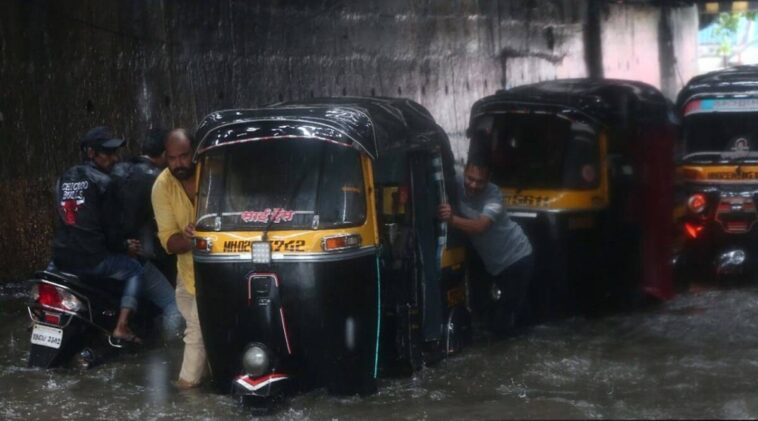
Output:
214 149 231 227
310 145 328 230
260 144 326 241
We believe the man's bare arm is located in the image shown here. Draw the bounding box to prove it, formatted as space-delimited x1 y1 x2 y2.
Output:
437 203 493 235
449 214 493 235
166 223 195 254
166 233 192 254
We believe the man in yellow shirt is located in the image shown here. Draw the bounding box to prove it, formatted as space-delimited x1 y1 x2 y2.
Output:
152 128 207 389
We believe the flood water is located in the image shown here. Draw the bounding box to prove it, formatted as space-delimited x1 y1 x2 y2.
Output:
4 281 758 420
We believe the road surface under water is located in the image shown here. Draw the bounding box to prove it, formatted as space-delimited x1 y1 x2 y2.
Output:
3 281 758 420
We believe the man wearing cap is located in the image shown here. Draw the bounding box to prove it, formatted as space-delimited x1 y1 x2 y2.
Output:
52 126 143 342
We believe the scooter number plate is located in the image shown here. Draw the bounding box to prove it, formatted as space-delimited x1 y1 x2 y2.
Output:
31 324 63 349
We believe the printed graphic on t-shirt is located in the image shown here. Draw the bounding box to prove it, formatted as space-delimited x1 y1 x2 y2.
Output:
60 181 88 225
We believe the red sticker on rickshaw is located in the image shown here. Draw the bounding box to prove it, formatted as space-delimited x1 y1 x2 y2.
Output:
240 208 295 224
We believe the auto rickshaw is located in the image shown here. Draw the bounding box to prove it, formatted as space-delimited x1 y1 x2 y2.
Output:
191 97 469 411
675 65 758 281
466 79 676 321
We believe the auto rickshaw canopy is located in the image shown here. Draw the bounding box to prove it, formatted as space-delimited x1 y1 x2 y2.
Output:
676 65 758 110
470 78 675 131
195 97 452 160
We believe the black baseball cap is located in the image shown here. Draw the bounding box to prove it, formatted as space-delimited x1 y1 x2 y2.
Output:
80 126 126 151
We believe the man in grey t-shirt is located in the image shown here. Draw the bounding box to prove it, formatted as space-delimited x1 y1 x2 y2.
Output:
437 161 534 335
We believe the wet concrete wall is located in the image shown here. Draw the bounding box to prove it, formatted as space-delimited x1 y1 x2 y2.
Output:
601 3 699 99
0 0 696 281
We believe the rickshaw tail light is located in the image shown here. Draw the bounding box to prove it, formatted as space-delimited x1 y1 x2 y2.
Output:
322 234 362 251
685 222 704 239
252 241 272 264
194 237 213 253
687 194 707 214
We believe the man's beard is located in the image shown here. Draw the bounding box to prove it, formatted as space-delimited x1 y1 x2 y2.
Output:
170 164 195 180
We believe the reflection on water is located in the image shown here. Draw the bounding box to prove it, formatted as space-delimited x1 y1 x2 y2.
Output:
3 284 758 419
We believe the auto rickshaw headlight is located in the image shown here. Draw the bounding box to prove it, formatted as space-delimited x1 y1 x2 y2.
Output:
252 241 272 264
687 193 707 214
321 234 362 251
242 343 270 377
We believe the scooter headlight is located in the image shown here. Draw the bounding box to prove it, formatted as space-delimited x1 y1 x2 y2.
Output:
242 343 270 377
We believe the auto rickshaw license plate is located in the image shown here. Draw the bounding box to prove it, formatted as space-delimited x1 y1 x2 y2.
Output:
31 324 63 349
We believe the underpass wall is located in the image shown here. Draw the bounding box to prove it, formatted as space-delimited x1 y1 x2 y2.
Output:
601 3 698 98
0 0 697 281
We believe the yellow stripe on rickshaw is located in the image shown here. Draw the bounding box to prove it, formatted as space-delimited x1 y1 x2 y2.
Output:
441 246 465 269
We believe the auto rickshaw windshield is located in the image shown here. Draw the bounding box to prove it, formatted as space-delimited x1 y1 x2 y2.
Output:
681 112 758 162
196 139 366 231
470 112 600 190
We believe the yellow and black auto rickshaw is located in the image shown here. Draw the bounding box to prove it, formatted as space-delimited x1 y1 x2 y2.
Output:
675 66 758 280
191 97 469 411
466 79 676 320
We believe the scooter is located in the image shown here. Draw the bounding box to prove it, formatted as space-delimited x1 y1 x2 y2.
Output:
26 267 159 369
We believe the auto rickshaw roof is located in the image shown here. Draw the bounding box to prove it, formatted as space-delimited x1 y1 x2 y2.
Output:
676 65 758 110
469 78 674 129
195 96 449 159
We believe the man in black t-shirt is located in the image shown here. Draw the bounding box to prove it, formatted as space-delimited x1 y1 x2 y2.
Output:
52 126 143 342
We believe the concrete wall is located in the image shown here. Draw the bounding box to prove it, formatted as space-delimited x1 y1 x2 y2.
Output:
0 0 697 281
668 5 700 99
602 4 663 86
600 3 699 98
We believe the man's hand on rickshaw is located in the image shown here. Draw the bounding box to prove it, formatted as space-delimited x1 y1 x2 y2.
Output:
126 239 142 257
183 223 196 239
437 203 453 222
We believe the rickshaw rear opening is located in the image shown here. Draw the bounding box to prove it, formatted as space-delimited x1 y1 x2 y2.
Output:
466 79 676 319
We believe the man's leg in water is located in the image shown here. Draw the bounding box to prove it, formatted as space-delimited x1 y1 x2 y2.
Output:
88 254 144 341
489 254 534 336
142 261 184 338
175 276 207 388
